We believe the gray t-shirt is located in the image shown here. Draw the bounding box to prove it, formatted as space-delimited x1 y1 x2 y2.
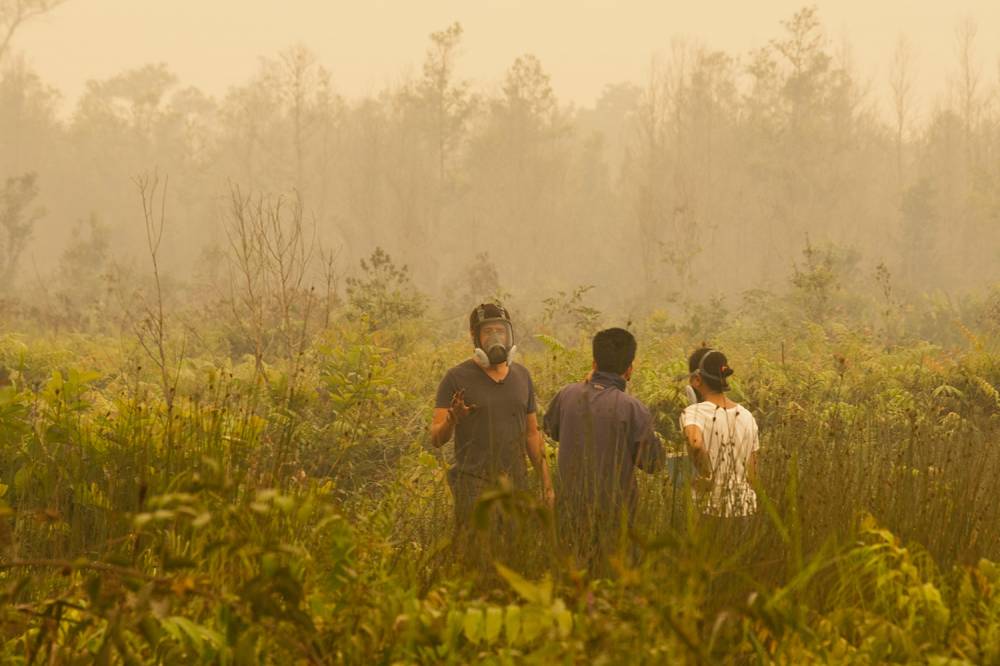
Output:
544 373 662 519
435 360 537 485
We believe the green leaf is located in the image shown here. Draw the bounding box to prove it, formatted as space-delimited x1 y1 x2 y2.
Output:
234 631 257 666
463 608 483 643
192 511 211 528
261 553 279 577
496 563 552 605
484 606 503 644
133 513 153 529
533 333 567 353
552 599 572 638
13 465 32 493
504 605 521 644
520 606 546 643
161 616 202 654
138 617 162 649
446 609 464 644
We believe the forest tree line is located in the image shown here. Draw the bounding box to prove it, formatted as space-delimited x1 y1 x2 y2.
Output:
0 6 998 324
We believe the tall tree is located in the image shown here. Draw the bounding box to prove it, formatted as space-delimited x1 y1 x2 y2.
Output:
416 22 472 186
0 0 66 64
0 57 58 175
953 17 982 172
0 172 42 284
219 46 340 198
464 53 569 283
888 35 916 188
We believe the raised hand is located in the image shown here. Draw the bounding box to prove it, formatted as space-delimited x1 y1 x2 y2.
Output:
449 388 476 423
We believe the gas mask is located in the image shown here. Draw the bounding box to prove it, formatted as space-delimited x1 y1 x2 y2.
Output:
472 319 517 368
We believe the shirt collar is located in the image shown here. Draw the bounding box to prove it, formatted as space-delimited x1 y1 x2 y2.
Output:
590 370 627 392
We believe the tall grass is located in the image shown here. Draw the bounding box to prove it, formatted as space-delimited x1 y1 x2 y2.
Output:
0 292 998 662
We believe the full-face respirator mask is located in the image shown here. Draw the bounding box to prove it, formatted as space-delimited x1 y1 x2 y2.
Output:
470 305 517 368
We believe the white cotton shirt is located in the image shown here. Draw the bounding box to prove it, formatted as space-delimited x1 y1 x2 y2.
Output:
680 402 760 517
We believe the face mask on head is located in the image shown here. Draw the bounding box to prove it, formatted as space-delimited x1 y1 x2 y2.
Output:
472 319 517 368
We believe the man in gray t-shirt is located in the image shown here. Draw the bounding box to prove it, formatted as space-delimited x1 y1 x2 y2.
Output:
544 328 663 569
430 304 553 532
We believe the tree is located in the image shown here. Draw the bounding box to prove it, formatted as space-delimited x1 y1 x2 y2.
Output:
416 22 472 185
899 178 937 287
888 35 916 188
0 57 59 176
0 171 41 284
948 17 992 285
345 247 422 330
500 54 560 139
54 214 112 330
271 45 338 195
75 64 179 146
224 185 318 383
385 21 474 262
0 0 67 65
68 65 186 262
465 53 569 269
624 43 741 297
628 56 669 291
218 46 341 217
739 5 878 281
666 46 741 291
0 1 65 276
576 81 640 175
953 18 982 172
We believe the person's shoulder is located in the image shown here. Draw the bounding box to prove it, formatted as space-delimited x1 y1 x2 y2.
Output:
622 391 652 415
682 402 702 417
554 381 585 399
442 358 476 379
735 405 758 426
510 362 534 382
683 401 716 421
626 395 655 427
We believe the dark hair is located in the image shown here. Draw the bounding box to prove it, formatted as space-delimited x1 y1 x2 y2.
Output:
593 328 637 375
688 347 734 392
469 303 510 331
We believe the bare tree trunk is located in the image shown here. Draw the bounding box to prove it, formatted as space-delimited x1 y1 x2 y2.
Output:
0 1 69 65
889 35 916 191
134 171 186 483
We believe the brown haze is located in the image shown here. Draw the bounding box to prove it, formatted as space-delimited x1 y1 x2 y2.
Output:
2 0 1000 319
17 1 1000 112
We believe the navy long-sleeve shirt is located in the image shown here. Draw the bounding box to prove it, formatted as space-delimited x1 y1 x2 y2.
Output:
544 371 663 521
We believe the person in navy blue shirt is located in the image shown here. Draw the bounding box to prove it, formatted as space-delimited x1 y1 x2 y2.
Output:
544 327 663 571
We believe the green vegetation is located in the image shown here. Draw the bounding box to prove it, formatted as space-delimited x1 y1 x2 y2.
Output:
2 3 1000 662
1 260 998 664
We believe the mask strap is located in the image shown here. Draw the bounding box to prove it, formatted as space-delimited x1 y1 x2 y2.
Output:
697 349 723 381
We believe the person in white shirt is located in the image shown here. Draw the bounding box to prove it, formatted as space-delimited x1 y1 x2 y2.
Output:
680 348 760 519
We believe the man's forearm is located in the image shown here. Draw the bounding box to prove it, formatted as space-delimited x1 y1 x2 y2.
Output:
526 433 552 488
431 424 452 447
430 411 455 447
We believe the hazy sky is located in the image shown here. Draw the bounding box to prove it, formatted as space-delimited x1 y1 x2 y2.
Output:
15 0 1000 113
